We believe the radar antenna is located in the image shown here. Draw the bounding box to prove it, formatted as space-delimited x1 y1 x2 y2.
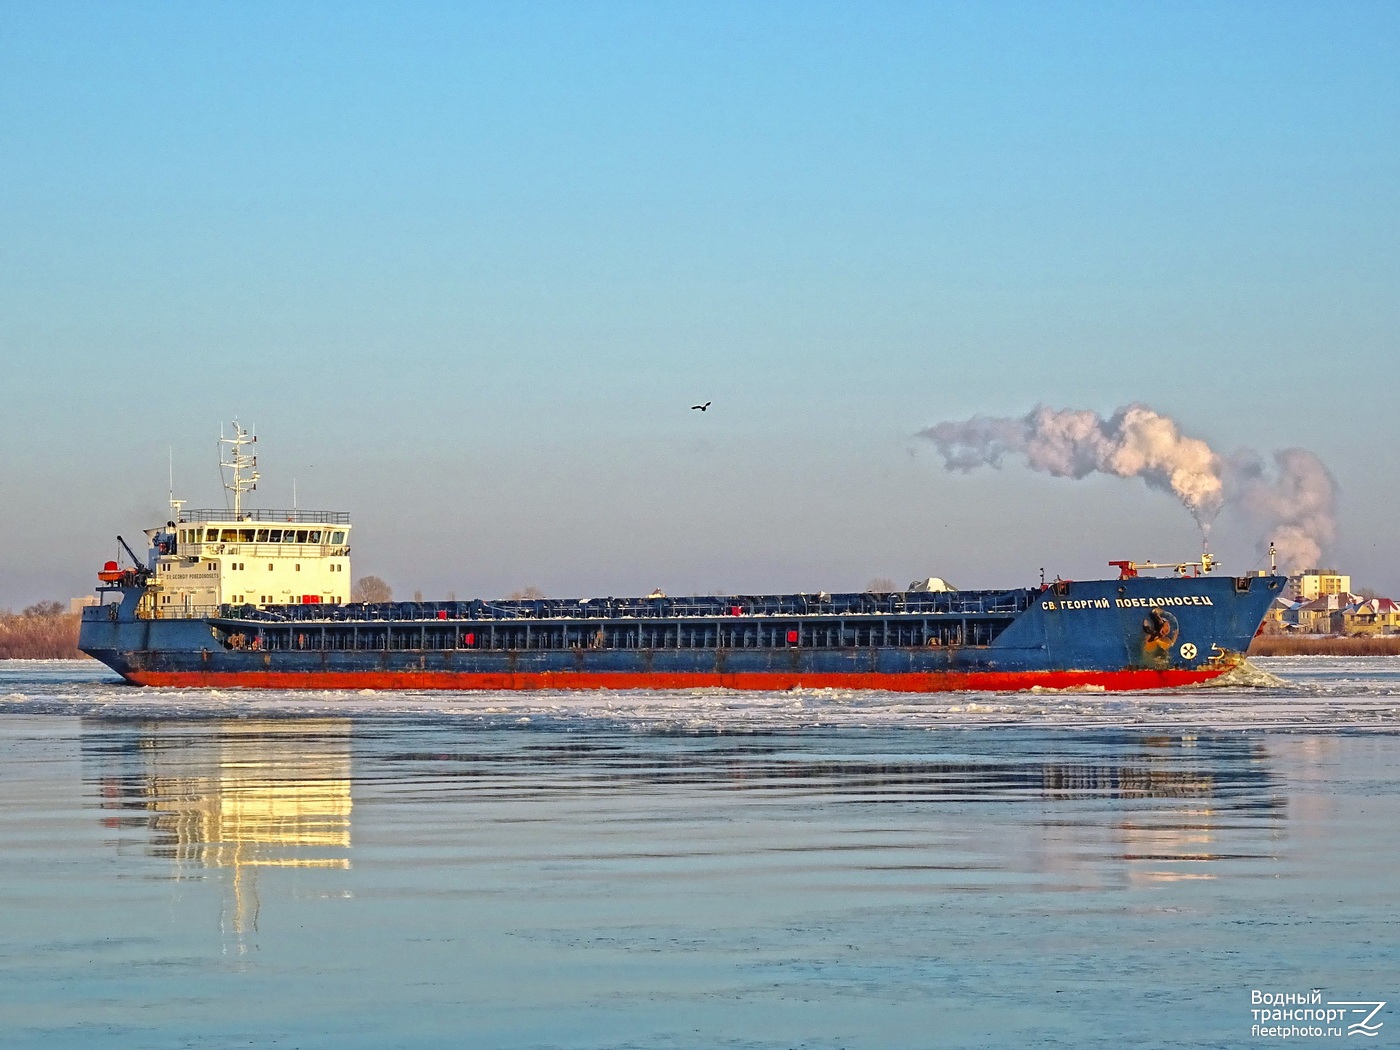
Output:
219 421 259 519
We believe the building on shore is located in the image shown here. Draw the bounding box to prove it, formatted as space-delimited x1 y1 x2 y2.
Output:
1269 569 1399 636
1289 569 1352 601
1339 598 1400 636
1260 596 1302 634
1293 593 1357 634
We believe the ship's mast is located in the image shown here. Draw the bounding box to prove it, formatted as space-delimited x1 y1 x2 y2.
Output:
168 446 185 523
219 421 259 519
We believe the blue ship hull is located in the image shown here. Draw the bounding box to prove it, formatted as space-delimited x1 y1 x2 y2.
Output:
80 574 1285 692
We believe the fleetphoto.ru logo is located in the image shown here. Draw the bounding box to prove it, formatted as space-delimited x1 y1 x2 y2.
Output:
1251 989 1387 1038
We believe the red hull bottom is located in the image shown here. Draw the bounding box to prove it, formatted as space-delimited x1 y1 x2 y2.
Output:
122 666 1230 693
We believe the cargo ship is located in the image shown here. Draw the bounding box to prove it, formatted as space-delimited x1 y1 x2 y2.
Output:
79 425 1285 692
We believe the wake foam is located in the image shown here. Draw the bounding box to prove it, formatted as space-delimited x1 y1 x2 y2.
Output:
1194 658 1291 690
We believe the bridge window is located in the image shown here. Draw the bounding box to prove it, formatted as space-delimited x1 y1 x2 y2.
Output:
331 531 346 544
268 529 283 542
255 529 269 541
308 530 322 543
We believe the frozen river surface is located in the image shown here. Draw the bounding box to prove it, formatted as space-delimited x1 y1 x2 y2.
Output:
1 659 1398 1048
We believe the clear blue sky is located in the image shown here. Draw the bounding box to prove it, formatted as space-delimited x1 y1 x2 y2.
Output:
2 1 1396 605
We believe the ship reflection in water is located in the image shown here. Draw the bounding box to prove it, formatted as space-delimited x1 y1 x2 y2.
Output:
83 719 1279 923
56 717 1364 1048
357 729 1282 889
85 720 352 947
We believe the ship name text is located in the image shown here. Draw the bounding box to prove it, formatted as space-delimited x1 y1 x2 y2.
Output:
1044 595 1215 611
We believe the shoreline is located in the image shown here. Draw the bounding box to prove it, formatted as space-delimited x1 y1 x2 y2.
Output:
1249 635 1400 657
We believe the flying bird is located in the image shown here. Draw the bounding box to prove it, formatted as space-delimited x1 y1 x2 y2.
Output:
691 401 711 412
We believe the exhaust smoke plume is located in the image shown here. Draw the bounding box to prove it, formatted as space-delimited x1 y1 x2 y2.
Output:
917 404 1338 572
1226 447 1338 572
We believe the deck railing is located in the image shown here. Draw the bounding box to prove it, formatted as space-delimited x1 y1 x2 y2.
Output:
168 589 1036 624
178 508 350 525
185 543 350 559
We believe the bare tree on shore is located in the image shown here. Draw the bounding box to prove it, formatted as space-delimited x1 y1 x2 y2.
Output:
352 576 393 603
0 603 81 658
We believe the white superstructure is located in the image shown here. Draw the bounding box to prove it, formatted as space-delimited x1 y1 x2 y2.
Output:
144 423 351 616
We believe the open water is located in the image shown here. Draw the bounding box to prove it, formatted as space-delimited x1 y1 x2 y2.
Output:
2 658 1398 1048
